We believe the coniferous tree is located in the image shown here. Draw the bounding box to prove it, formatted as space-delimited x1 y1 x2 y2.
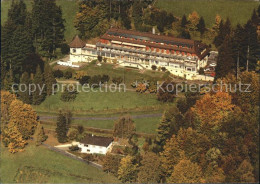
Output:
214 18 232 48
44 63 56 96
12 25 34 73
181 15 188 28
56 111 69 143
155 107 183 152
32 65 46 105
215 36 235 80
8 0 27 26
197 17 206 35
35 123 48 146
243 20 260 71
19 72 32 104
132 1 143 31
32 0 65 59
232 24 247 70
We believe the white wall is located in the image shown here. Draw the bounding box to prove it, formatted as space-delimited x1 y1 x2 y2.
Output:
78 142 113 155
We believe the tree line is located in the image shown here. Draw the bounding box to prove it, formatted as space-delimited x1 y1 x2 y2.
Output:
1 90 47 153
214 6 260 80
100 71 259 183
1 0 62 103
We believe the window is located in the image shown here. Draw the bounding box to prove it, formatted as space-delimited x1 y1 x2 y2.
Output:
84 144 89 147
87 149 90 152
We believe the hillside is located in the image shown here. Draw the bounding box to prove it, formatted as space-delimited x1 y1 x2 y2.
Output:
0 144 119 183
1 0 78 42
155 0 259 27
2 0 259 41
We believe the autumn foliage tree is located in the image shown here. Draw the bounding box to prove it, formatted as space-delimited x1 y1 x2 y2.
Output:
113 116 136 139
169 156 204 183
137 152 162 183
1 91 39 153
103 154 121 176
118 155 138 183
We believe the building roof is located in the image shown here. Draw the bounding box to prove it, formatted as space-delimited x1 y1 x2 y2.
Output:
69 35 85 48
80 135 113 147
100 28 210 60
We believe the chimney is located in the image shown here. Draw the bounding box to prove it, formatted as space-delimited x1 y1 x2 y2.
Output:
152 27 155 34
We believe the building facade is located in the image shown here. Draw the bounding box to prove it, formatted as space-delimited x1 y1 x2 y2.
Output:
69 28 210 80
77 135 114 154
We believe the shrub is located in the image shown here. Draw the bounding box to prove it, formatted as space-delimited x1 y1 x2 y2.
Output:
136 83 147 93
97 55 102 62
82 154 94 161
157 81 176 102
112 77 123 85
53 69 63 78
161 67 167 72
89 75 102 88
61 43 70 55
68 129 79 140
77 125 84 134
151 65 157 71
74 71 87 80
148 82 157 93
69 145 79 151
60 85 78 102
64 70 73 79
79 75 91 85
101 75 110 83
103 58 107 63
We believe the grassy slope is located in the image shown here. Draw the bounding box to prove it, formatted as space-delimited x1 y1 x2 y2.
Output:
0 144 118 183
78 63 164 87
155 0 259 27
41 115 162 134
1 0 78 42
33 90 161 112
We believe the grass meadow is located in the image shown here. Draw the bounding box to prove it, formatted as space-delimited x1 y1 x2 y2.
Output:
2 0 258 42
155 0 259 27
40 115 162 134
0 144 119 183
1 0 79 42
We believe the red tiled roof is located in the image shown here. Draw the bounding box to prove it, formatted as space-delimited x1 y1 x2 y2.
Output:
69 35 85 48
100 28 210 60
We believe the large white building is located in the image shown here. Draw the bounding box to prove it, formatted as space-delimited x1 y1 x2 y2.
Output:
78 135 114 155
69 28 211 80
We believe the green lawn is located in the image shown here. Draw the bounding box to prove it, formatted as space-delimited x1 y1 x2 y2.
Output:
155 0 259 27
0 144 119 183
1 0 78 41
33 89 163 113
75 116 161 134
79 63 164 87
42 115 162 134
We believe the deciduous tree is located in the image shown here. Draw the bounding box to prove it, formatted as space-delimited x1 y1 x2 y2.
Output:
113 116 136 138
137 152 162 183
118 155 138 183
